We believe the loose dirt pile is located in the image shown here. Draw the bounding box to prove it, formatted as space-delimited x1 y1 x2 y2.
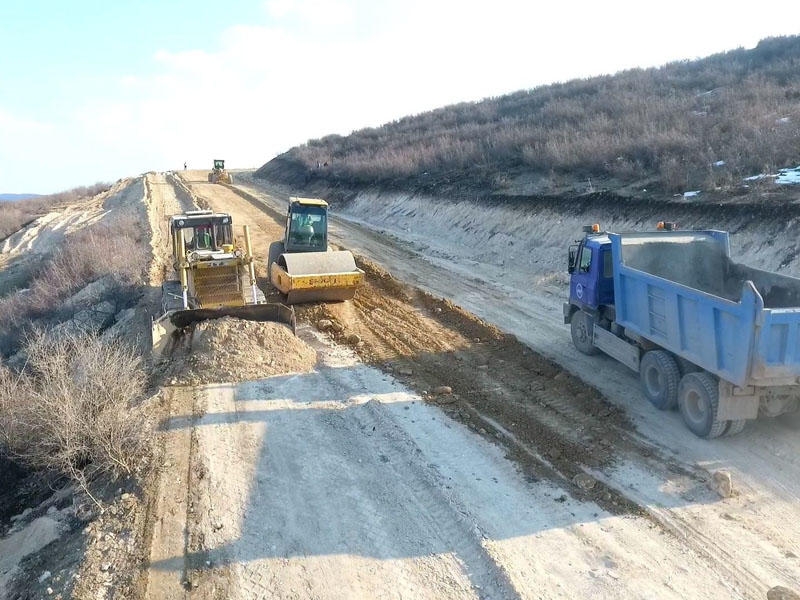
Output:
179 317 317 384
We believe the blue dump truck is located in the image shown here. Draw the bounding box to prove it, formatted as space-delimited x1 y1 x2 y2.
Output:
564 223 800 438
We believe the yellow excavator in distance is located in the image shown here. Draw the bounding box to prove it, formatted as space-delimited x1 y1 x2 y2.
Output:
208 159 233 184
151 209 294 355
268 197 364 303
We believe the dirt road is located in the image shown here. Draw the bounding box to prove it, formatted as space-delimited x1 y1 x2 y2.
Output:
140 172 799 598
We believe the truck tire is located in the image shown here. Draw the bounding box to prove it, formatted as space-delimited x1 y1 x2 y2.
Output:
678 372 728 439
640 350 680 410
570 310 599 355
724 420 747 436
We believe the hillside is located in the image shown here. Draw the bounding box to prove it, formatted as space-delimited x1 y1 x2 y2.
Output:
256 35 800 201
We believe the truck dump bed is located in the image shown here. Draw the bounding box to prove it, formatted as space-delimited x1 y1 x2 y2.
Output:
612 231 800 387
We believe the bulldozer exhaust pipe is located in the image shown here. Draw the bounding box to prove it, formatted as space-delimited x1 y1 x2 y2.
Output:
244 225 258 304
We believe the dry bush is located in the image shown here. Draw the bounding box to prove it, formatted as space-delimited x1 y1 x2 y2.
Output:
0 330 149 493
0 207 148 355
0 182 111 243
0 204 32 241
43 209 148 298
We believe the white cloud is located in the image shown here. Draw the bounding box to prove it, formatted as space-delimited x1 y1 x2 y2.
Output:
265 0 356 28
0 108 52 134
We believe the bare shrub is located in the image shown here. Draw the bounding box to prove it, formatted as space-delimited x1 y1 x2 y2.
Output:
0 182 111 243
0 330 149 494
0 206 149 355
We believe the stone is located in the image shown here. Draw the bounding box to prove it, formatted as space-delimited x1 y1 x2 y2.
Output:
709 470 733 498
573 473 597 490
433 385 452 395
317 319 332 331
767 586 800 600
397 367 413 376
347 334 361 345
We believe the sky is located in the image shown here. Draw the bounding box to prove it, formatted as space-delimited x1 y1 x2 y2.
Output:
1 0 798 194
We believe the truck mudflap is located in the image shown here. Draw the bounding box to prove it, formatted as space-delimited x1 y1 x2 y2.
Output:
151 302 296 357
717 381 760 421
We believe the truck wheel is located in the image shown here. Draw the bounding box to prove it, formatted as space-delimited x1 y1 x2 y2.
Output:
570 310 599 355
678 372 728 438
640 350 680 410
724 420 747 436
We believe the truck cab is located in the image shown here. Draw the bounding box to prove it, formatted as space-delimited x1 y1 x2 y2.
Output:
566 230 615 315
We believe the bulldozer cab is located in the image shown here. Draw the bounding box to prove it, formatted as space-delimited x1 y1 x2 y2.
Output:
170 211 234 256
285 199 327 252
213 159 225 170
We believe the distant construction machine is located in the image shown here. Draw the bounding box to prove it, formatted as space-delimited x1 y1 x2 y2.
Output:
151 209 294 354
208 159 233 184
268 197 364 303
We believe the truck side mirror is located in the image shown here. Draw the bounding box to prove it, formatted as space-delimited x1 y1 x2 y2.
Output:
568 245 578 273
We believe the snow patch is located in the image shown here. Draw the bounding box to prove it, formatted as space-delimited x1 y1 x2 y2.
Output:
0 516 64 595
776 166 800 185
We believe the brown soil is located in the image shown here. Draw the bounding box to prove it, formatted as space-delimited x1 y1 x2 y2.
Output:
177 317 316 385
297 257 648 512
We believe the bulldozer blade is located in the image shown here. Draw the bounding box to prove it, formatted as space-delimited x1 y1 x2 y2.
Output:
169 303 296 332
151 302 296 358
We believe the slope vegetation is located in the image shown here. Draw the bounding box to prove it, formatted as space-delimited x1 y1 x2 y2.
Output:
257 35 800 199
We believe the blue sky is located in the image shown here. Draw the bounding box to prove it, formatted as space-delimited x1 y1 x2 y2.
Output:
1 0 798 194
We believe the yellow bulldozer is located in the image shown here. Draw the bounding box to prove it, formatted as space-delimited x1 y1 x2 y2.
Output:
208 159 233 184
268 197 364 303
151 209 294 354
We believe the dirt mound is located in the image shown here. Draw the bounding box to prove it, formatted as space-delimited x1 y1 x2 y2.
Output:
180 317 316 384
